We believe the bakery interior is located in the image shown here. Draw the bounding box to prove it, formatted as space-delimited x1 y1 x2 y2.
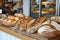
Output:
0 0 60 40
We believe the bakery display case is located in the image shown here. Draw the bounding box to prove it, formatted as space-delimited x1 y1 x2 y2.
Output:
41 0 56 17
30 0 40 19
30 0 59 19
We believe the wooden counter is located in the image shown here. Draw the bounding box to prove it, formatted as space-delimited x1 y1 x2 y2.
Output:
0 25 36 40
0 25 60 40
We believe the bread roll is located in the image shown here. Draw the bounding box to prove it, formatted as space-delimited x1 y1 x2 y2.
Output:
14 13 25 18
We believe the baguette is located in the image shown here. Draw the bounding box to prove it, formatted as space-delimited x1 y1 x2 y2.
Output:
26 16 48 34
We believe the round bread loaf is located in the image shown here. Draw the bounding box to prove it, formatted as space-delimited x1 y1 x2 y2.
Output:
38 25 60 38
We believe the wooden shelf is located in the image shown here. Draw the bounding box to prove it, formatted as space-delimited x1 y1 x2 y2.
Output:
0 25 36 40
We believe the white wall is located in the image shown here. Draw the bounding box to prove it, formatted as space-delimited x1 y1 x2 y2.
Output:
23 0 30 16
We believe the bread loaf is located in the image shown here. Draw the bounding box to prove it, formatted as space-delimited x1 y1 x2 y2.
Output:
38 20 60 38
51 21 60 31
19 20 26 31
26 19 35 30
8 16 15 20
1 14 7 18
2 19 16 26
51 16 60 24
38 25 60 38
14 13 25 18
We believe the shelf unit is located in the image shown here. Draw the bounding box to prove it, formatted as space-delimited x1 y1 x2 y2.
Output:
30 0 60 19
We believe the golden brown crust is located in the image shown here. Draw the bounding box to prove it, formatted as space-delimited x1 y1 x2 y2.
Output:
38 31 59 38
38 20 60 38
31 16 48 27
50 16 60 24
14 13 25 18
8 16 16 20
38 24 60 38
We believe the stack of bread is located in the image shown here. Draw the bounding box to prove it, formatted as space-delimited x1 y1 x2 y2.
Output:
38 16 60 38
26 16 48 34
0 14 60 38
2 13 25 27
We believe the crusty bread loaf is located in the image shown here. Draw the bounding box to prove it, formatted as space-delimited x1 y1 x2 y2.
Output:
26 19 35 30
38 25 60 38
38 20 60 38
51 21 60 31
8 16 15 20
2 19 8 25
2 19 17 26
51 16 60 24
